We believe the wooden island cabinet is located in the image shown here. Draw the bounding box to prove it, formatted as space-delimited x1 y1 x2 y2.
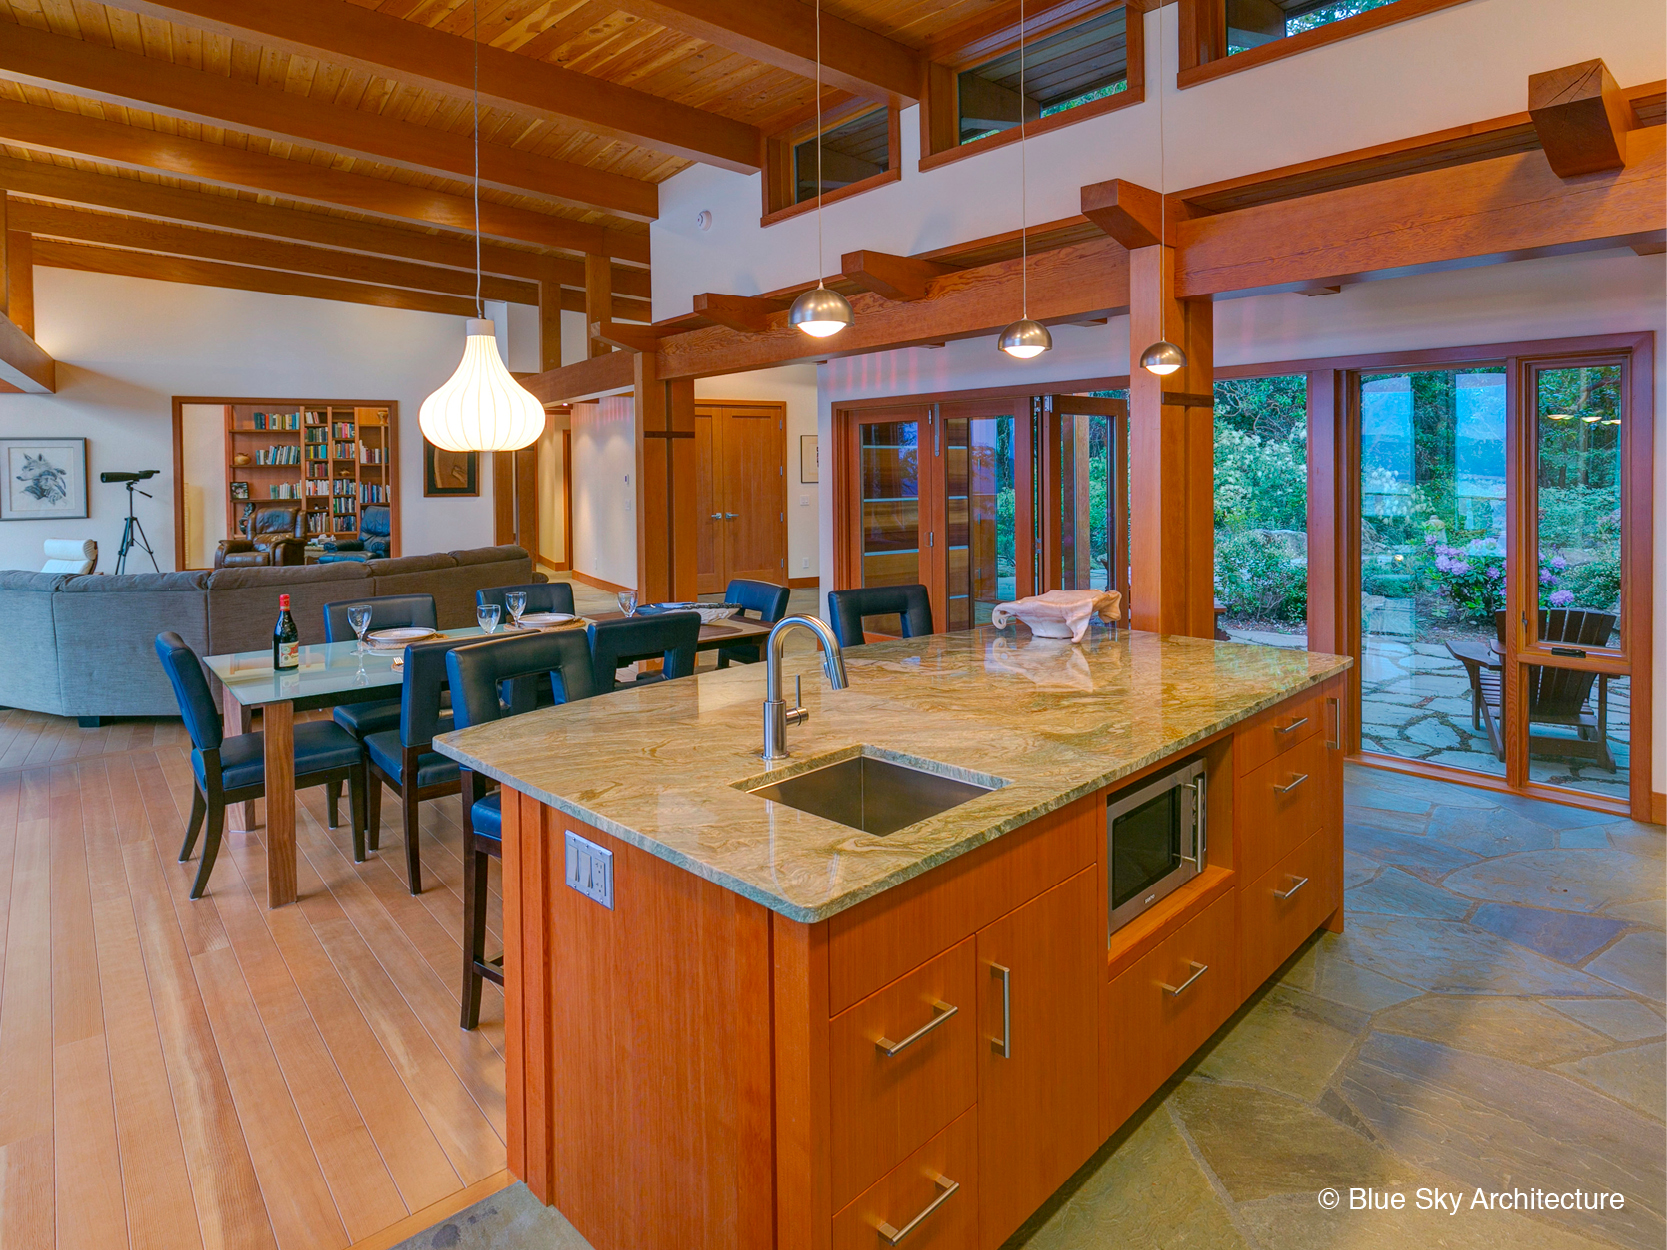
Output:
496 673 1345 1249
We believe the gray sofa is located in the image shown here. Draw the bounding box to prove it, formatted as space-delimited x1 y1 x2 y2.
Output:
0 545 536 719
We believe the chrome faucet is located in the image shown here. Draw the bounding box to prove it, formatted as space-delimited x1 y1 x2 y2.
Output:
763 615 849 759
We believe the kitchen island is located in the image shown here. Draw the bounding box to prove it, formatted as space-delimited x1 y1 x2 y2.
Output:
434 625 1351 1250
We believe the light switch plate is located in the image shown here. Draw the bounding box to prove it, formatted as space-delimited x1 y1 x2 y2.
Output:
565 830 614 909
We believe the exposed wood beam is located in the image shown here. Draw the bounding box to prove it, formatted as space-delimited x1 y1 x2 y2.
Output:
0 191 8 321
0 97 648 262
1176 126 1667 298
1529 58 1637 178
34 238 482 317
592 320 668 354
0 310 54 393
690 292 780 333
105 0 762 173
610 0 924 107
840 250 962 302
565 290 651 324
539 278 563 373
1080 179 1165 250
586 254 613 359
0 21 657 222
6 231 30 337
0 154 653 294
521 348 636 406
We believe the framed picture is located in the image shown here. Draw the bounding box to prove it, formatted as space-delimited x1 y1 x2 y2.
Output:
424 442 479 497
800 434 819 484
1 438 89 521
229 480 250 501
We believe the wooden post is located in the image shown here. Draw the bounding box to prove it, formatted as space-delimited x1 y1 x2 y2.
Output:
585 253 613 359
537 274 563 373
1127 242 1215 638
666 376 698 602
0 191 8 322
634 352 669 604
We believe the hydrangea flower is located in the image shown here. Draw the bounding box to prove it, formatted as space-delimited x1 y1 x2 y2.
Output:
1486 565 1503 580
1550 555 1568 571
1549 589 1574 607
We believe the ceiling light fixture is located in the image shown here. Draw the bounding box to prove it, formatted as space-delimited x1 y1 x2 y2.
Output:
1138 13 1184 377
998 0 1050 360
790 0 853 339
1546 413 1575 420
419 0 545 453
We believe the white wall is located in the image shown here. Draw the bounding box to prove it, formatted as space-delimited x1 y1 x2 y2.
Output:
570 396 637 589
177 402 226 569
0 268 549 571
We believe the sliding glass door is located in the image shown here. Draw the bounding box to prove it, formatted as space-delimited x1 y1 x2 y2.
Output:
942 400 1019 630
854 406 929 637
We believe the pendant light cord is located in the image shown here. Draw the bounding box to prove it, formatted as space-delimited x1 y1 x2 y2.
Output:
814 0 825 290
1157 7 1166 346
473 0 483 318
1019 0 1028 318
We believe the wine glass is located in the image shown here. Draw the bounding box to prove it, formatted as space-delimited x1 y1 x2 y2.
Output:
477 602 502 634
617 589 638 617
347 603 373 651
504 591 527 628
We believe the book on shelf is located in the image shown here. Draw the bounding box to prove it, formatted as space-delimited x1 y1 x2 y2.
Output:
332 422 356 439
268 482 300 500
332 441 355 459
359 483 388 503
247 411 301 431
254 445 301 466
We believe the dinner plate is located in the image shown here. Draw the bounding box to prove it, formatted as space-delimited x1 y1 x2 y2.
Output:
517 612 575 626
366 627 438 645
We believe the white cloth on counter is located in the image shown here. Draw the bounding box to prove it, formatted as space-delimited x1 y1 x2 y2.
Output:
990 589 1122 643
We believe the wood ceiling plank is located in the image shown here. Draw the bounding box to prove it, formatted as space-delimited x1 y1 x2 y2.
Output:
102 0 763 172
0 20 659 220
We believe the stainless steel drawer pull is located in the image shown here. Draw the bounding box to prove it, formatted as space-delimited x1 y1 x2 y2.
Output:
1274 875 1310 900
1275 716 1309 735
875 1001 958 1057
990 962 1011 1058
1161 961 1209 997
877 1173 960 1244
1273 772 1309 794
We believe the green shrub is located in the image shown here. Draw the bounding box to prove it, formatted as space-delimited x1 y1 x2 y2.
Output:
1215 530 1307 622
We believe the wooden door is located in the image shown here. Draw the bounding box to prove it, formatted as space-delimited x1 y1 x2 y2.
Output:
975 867 1099 1250
694 411 723 593
694 403 787 592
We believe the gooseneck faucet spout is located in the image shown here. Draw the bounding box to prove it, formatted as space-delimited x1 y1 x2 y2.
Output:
763 615 848 759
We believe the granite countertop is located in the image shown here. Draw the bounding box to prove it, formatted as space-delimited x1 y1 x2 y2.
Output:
432 626 1352 923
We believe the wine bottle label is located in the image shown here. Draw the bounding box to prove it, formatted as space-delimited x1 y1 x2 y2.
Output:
277 640 300 669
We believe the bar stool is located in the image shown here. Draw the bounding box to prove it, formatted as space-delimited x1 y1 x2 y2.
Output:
715 579 790 668
826 584 934 647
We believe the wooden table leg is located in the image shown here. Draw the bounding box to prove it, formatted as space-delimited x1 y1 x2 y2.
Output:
222 686 257 833
262 699 297 907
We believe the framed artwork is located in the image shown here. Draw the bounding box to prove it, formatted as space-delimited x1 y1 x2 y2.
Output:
229 480 251 501
424 441 479 497
1 438 89 521
800 434 819 484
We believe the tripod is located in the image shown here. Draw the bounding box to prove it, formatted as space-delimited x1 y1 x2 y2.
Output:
115 481 159 574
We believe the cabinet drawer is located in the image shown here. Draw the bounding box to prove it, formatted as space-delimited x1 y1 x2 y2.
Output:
1241 826 1341 996
1236 688 1326 777
1102 888 1238 1134
832 1108 978 1250
1236 731 1329 884
830 937 978 1210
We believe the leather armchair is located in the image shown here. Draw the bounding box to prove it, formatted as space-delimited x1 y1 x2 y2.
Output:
317 504 392 563
216 502 307 568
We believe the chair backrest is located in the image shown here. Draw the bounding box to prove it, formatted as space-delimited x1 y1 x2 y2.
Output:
322 593 438 642
1493 608 1619 648
827 584 933 647
397 635 477 747
246 502 305 540
726 579 790 625
43 538 97 574
153 631 223 750
446 631 600 729
1493 608 1616 717
477 582 575 616
361 504 392 540
587 613 701 691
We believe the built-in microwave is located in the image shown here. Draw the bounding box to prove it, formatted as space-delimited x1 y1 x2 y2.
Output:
1107 756 1206 938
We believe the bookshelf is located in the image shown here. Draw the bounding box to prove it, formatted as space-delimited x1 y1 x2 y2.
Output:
224 401 398 550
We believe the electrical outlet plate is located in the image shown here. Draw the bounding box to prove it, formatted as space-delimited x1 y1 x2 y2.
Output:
564 830 614 909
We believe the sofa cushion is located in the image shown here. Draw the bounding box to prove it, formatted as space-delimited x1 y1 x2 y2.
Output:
0 571 67 713
449 545 529 568
365 554 456 578
59 571 210 593
54 573 211 718
370 551 532 629
207 562 370 653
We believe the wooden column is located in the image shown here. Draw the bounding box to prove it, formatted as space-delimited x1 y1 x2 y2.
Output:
493 449 540 563
537 274 563 373
0 191 8 322
633 353 699 605
585 253 613 359
8 231 33 338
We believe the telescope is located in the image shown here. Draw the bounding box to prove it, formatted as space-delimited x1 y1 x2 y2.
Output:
100 469 161 484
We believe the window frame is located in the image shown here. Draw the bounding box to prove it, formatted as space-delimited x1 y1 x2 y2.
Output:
761 100 902 227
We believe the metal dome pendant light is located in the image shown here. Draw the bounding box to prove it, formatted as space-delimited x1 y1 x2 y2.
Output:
419 0 546 452
1138 10 1184 377
998 0 1050 360
790 0 853 339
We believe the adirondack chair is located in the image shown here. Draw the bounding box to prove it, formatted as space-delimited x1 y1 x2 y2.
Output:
1444 608 1618 771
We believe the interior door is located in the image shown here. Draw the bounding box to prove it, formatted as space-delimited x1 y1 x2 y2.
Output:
853 406 933 636
976 867 1099 1250
720 405 787 583
693 410 722 594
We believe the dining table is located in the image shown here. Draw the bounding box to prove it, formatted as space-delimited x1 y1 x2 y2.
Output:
204 611 775 907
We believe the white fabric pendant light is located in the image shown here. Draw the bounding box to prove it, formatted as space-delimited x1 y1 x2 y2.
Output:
998 0 1049 360
1138 12 1185 377
791 0 852 340
418 0 546 452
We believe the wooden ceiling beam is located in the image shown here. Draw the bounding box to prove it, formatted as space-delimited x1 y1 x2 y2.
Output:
840 250 963 301
609 0 924 106
104 0 762 173
591 320 670 353
1529 58 1637 178
0 97 649 262
0 310 55 393
1080 179 1165 250
690 292 782 333
521 348 636 407
0 21 658 223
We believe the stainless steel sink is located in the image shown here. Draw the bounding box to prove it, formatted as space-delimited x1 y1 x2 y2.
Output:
744 750 1000 837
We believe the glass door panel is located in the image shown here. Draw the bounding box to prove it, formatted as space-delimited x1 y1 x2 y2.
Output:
859 416 923 636
1045 396 1126 604
944 410 1015 630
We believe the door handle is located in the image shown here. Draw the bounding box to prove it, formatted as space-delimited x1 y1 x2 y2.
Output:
709 513 723 520
1273 772 1309 794
1161 961 1209 997
1274 716 1308 735
1326 696 1341 750
875 1000 958 1057
1274 875 1309 900
990 962 1011 1058
876 1173 960 1245
723 512 738 519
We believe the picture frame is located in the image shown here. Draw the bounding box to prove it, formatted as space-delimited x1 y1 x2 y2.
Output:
1 437 89 521
424 442 479 497
229 480 251 501
800 434 819 484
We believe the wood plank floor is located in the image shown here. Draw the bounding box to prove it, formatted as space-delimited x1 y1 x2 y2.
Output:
0 710 507 1250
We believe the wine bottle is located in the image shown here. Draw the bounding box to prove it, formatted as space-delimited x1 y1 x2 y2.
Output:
274 593 300 671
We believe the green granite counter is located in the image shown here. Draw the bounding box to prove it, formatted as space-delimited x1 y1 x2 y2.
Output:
431 626 1351 923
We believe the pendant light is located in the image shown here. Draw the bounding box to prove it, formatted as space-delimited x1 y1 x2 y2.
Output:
790 0 853 338
1138 10 1184 377
998 0 1050 360
419 0 546 452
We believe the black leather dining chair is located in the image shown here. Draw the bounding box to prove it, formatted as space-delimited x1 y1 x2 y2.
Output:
363 634 472 895
587 612 701 693
445 630 601 1029
827 584 934 648
477 581 576 617
319 593 438 827
154 631 367 899
715 579 791 668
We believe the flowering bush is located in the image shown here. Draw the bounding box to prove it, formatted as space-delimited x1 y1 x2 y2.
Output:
1425 538 1505 622
1215 530 1307 622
